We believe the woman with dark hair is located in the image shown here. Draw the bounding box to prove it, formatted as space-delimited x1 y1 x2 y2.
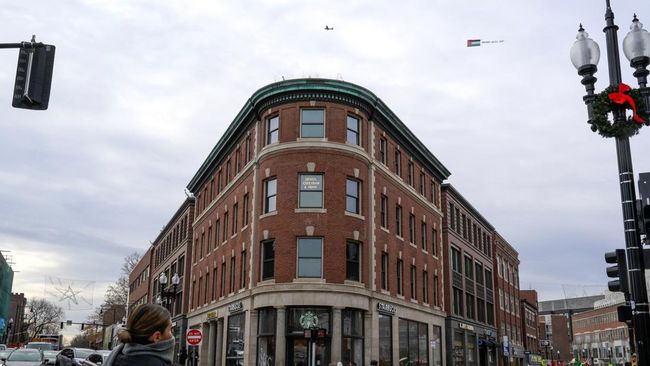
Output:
103 304 175 366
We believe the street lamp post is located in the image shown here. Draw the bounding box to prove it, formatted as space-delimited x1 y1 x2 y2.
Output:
157 273 180 312
571 2 650 366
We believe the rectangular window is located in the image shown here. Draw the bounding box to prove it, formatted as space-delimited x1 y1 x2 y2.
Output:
455 208 461 234
485 269 493 290
346 241 360 281
421 222 427 251
380 195 388 228
217 171 223 193
378 314 392 366
398 319 429 366
200 233 205 259
223 213 229 242
410 265 417 299
229 256 236 293
379 138 387 165
346 115 360 145
462 214 467 239
433 274 439 306
301 109 325 138
204 272 209 304
487 302 495 325
407 162 414 186
465 256 474 280
475 263 484 285
451 247 462 273
215 220 220 247
226 313 245 366
264 178 277 213
198 276 203 306
476 298 485 323
240 250 247 289
297 238 323 278
346 178 360 214
257 308 276 366
453 287 463 315
299 174 323 208
232 203 238 236
226 159 231 181
419 173 425 195
396 205 403 237
430 180 437 205
449 202 455 230
394 150 401 176
423 270 429 303
178 255 185 275
212 267 217 301
381 252 389 290
466 293 475 320
245 137 251 162
235 148 241 173
261 240 275 280
432 228 438 256
220 262 226 297
342 309 364 366
243 194 249 227
267 115 279 144
408 214 415 244
397 259 404 295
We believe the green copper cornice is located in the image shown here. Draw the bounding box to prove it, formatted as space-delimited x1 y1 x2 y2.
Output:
187 78 451 192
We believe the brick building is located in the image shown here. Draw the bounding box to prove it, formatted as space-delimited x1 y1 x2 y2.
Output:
538 314 570 362
442 184 498 366
519 290 540 362
493 233 523 366
571 293 630 366
128 247 152 313
7 293 26 346
185 79 450 366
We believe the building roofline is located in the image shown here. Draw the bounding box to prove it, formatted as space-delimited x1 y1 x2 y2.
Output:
187 78 452 192
151 197 195 246
441 183 494 230
494 231 520 263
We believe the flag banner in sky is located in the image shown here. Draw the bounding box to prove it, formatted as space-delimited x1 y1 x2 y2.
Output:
467 39 481 47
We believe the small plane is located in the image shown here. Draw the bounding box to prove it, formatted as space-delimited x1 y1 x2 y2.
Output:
324 25 334 30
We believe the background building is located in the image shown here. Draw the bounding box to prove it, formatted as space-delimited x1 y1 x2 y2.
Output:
520 290 540 361
571 292 630 366
128 247 152 314
442 184 498 366
0 253 14 343
7 293 26 346
493 233 523 366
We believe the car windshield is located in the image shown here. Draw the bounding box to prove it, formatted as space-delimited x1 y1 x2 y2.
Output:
75 349 94 358
8 351 41 361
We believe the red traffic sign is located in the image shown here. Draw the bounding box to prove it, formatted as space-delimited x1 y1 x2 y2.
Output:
186 329 203 346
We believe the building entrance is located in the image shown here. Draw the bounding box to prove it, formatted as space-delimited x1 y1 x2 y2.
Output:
287 337 330 366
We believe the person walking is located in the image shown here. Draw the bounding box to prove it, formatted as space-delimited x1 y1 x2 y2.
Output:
103 304 175 366
178 346 188 366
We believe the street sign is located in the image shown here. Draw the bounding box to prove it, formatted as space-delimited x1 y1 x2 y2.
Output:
186 329 203 346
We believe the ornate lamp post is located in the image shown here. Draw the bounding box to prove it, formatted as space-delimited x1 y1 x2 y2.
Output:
157 272 180 311
571 2 650 366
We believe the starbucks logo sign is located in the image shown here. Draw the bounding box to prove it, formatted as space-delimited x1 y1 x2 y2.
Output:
299 311 319 329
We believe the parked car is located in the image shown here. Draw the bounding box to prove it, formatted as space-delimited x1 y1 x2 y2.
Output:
1 348 47 365
56 348 94 366
0 345 6 351
24 343 53 352
41 351 59 366
79 351 111 366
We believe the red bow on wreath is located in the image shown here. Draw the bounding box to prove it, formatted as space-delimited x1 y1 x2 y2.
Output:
608 83 646 124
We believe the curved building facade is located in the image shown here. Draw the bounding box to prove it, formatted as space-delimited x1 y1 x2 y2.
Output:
186 79 451 366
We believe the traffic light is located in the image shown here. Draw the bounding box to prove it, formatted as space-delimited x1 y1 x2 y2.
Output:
617 304 632 323
12 40 55 110
605 249 629 294
638 173 650 236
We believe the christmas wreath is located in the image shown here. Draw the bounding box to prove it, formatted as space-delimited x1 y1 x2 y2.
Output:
590 83 648 138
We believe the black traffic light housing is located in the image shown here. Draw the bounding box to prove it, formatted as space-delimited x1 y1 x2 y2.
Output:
605 249 629 294
12 38 55 110
638 173 650 237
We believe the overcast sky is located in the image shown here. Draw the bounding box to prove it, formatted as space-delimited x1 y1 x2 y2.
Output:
1 0 649 322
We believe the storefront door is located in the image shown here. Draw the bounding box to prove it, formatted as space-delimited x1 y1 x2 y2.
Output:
288 337 330 366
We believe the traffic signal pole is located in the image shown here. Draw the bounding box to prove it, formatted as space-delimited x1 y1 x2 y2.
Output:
603 4 650 364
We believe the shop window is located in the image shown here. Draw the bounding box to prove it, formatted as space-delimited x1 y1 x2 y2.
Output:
301 109 325 138
346 241 360 282
261 240 275 280
378 314 392 366
267 115 279 144
346 178 360 214
299 174 323 208
432 326 442 366
346 115 360 145
226 312 245 365
257 308 276 366
264 178 277 213
398 318 429 366
297 238 322 278
453 330 465 366
467 333 476 366
342 309 364 366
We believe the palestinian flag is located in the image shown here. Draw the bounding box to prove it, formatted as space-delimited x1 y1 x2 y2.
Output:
467 39 481 47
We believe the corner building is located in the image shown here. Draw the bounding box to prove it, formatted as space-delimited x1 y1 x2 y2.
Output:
186 79 450 366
